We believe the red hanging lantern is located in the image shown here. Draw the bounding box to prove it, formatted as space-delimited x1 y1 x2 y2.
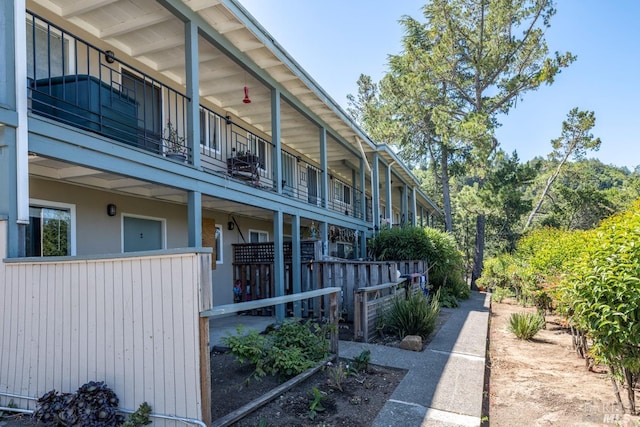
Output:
243 86 251 104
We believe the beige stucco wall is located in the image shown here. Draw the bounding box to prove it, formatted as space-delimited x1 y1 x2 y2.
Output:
29 177 291 307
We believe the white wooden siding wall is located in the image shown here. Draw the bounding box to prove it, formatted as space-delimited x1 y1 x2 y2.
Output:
0 221 211 425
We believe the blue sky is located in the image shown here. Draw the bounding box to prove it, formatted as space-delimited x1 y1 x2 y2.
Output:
239 0 639 171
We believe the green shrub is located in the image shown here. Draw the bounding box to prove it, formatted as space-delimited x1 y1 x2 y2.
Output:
384 291 440 339
508 312 545 340
491 287 514 303
368 226 467 301
222 319 330 380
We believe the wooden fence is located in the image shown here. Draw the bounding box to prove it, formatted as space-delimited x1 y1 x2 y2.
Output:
353 279 426 342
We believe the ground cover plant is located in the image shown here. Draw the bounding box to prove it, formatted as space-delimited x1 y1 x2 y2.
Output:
222 319 331 380
508 312 545 340
381 290 441 340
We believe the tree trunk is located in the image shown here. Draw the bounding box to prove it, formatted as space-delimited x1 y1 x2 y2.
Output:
471 214 486 289
440 147 453 232
524 152 572 229
624 367 636 415
610 365 626 414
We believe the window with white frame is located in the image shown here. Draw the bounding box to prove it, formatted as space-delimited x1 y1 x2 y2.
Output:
26 200 76 257
215 224 223 264
249 230 269 243
334 181 351 205
248 134 267 169
200 109 222 153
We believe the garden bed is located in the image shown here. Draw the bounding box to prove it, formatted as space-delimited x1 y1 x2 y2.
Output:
211 351 405 426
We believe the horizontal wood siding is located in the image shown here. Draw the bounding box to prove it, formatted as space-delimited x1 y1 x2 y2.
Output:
0 222 212 426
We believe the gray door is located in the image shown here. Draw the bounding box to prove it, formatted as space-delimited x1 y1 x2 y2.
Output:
123 216 162 252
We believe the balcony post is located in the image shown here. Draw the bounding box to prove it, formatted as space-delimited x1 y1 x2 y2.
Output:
402 183 409 226
291 214 302 317
359 157 366 221
412 187 418 226
319 127 328 209
385 163 393 224
372 153 380 231
271 88 282 193
0 0 28 257
185 20 200 167
188 191 202 248
273 209 285 321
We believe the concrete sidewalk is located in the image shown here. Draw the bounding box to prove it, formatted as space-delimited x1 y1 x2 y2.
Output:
340 291 490 427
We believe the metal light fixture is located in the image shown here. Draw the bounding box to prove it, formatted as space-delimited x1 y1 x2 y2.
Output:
105 50 115 64
107 203 117 216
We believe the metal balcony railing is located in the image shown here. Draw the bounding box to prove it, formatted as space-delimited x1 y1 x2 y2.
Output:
25 11 367 221
26 11 190 161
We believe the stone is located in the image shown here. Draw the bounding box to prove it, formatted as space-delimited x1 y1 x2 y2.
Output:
399 335 423 351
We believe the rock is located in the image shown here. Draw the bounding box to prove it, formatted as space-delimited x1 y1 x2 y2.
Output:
399 335 422 351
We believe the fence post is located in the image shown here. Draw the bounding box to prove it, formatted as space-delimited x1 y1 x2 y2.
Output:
329 291 339 356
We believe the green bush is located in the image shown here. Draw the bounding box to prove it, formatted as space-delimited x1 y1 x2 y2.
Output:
368 226 467 300
491 287 514 303
222 319 330 379
508 312 545 340
384 291 440 339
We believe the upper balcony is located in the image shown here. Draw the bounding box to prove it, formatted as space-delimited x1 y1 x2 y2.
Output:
25 9 373 221
21 1 439 226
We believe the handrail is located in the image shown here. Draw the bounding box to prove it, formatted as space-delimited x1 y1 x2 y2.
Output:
354 278 407 294
200 287 341 317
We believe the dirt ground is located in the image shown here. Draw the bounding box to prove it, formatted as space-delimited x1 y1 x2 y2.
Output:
211 351 405 426
488 299 640 427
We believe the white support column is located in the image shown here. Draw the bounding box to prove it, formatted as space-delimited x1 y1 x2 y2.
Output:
14 1 28 226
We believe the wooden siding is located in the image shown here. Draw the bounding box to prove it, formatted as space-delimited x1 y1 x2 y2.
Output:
0 221 212 426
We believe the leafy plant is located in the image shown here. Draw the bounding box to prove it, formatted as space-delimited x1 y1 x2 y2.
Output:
351 349 371 373
221 326 268 376
122 402 152 427
33 381 134 426
491 287 514 303
223 320 330 380
163 120 185 154
508 312 545 340
384 290 440 339
307 387 327 420
326 362 348 391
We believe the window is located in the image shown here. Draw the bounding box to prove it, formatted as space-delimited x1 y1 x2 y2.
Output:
248 134 267 169
249 230 269 243
26 200 76 257
215 224 223 264
200 109 221 153
334 181 351 205
337 243 354 259
26 17 72 80
281 152 297 196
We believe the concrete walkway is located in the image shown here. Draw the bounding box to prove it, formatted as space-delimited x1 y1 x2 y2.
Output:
208 292 490 426
340 291 490 427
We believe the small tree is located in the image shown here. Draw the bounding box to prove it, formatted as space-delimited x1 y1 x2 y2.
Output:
524 108 601 229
